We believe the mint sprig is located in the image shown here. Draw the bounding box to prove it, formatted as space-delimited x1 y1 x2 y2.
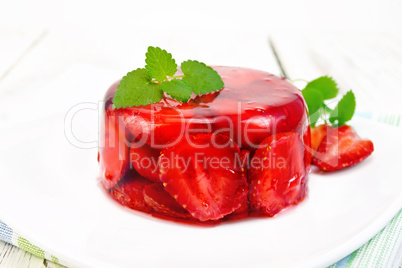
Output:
160 79 192 103
113 68 163 108
301 76 356 127
145 46 177 82
329 90 356 126
113 46 224 108
181 60 224 95
304 76 338 100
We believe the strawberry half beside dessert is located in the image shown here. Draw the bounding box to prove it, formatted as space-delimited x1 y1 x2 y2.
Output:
98 46 311 224
312 124 374 171
301 77 374 171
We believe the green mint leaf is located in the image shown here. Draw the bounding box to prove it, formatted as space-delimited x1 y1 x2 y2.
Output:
181 60 224 94
113 47 225 108
145 46 177 82
329 90 356 126
160 79 193 102
302 88 324 127
304 76 338 100
113 68 163 108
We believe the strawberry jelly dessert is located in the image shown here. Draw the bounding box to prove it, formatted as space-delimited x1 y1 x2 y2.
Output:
98 66 311 223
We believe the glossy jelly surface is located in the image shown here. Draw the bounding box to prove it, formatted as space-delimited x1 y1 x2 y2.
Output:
99 66 311 224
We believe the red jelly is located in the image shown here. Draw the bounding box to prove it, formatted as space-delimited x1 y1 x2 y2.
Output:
98 66 311 224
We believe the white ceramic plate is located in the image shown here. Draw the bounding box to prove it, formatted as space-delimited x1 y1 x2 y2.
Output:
0 66 401 268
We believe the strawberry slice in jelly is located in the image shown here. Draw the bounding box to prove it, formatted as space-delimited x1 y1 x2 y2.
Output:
120 103 211 149
129 142 161 182
99 109 128 189
159 133 248 221
249 132 308 216
143 183 191 219
223 197 249 221
110 175 153 213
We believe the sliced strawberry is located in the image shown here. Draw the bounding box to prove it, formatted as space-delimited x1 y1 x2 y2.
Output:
312 125 374 171
108 66 308 152
248 132 308 216
120 105 211 148
223 150 250 221
223 197 249 221
110 175 153 213
310 124 331 155
129 143 161 182
238 150 251 172
99 109 128 189
159 133 248 222
143 183 191 219
209 99 307 151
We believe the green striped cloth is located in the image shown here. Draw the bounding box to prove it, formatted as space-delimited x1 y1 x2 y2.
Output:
0 113 401 267
329 112 402 268
0 219 66 267
329 210 402 268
